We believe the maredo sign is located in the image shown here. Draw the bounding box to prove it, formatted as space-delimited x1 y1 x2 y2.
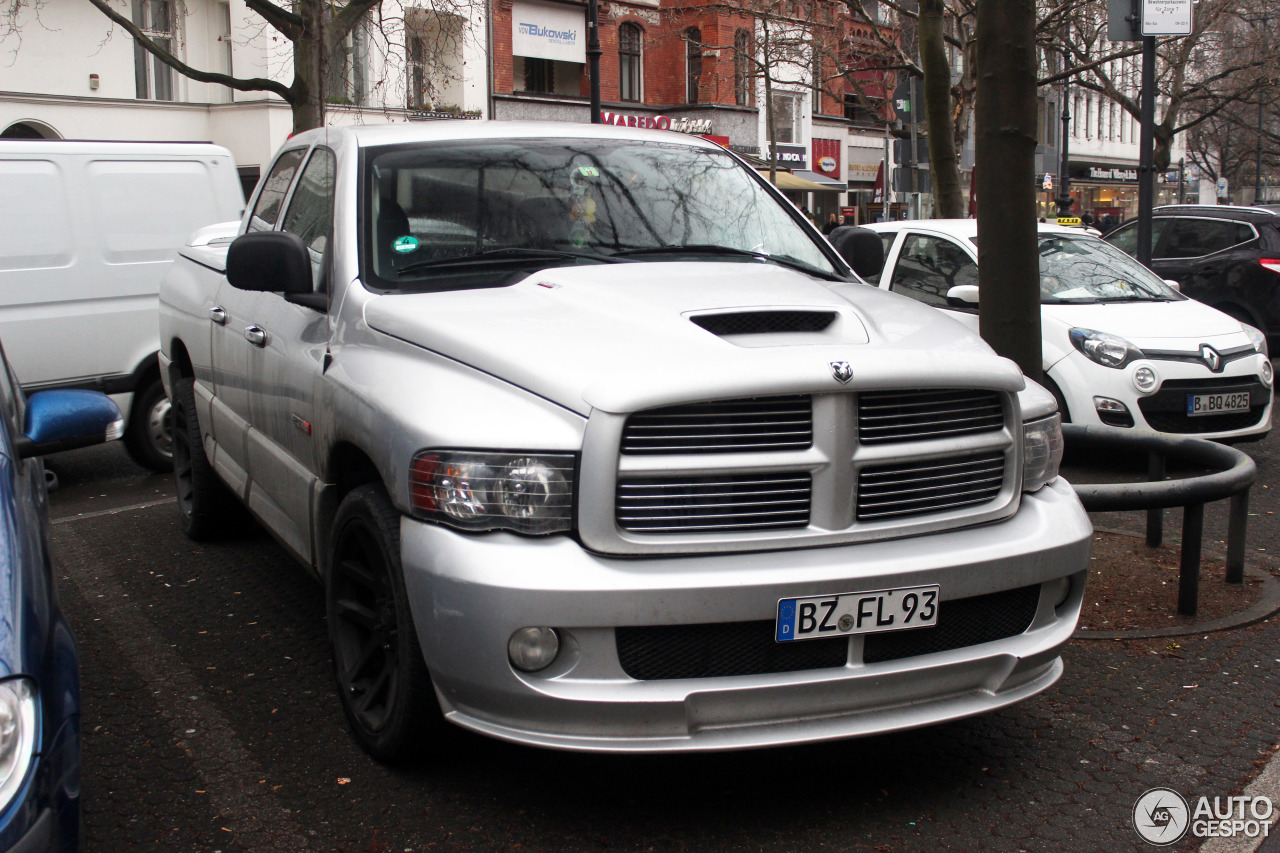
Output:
600 111 714 134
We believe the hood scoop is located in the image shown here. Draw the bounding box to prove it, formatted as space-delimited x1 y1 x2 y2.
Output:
690 309 866 347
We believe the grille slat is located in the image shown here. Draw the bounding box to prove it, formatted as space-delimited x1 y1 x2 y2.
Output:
622 396 813 454
859 389 1004 444
857 453 1004 521
616 473 811 533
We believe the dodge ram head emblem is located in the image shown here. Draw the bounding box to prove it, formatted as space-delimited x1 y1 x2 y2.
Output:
1200 344 1222 372
830 361 853 383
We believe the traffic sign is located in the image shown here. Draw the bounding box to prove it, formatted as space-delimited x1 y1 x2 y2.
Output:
1141 0 1192 35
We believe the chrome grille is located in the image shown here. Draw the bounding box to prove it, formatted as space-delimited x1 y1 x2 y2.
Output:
858 389 1004 444
616 472 811 533
857 452 1005 521
621 396 812 455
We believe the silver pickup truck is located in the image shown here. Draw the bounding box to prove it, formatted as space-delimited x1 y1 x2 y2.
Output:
158 121 1091 762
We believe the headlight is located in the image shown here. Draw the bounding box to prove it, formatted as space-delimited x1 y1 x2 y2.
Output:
409 451 575 534
0 678 37 813
1069 328 1144 368
1242 323 1269 358
1022 414 1064 492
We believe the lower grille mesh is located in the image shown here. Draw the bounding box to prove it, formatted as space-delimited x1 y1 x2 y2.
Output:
615 585 1042 680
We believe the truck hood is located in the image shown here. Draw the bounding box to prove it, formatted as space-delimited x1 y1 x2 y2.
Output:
362 261 1026 415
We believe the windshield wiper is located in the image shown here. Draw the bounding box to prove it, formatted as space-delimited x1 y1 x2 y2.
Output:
611 244 839 279
397 247 619 275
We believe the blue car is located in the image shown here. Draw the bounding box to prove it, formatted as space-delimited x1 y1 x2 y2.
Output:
0 344 122 853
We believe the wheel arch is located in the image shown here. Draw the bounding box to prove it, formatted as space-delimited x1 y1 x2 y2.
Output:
316 441 386 577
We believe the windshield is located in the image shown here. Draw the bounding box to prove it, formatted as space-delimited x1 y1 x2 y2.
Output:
969 233 1182 304
363 138 841 291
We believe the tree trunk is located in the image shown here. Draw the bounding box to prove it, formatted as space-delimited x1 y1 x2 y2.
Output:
919 0 963 217
289 0 327 134
974 0 1041 381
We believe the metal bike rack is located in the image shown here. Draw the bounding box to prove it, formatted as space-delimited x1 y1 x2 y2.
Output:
1062 424 1258 616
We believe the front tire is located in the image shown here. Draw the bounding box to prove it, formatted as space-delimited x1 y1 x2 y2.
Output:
327 484 450 764
171 376 240 540
123 374 174 473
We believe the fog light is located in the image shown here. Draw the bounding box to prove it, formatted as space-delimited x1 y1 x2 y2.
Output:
508 627 560 672
1263 360 1274 389
1048 576 1072 608
1133 366 1158 393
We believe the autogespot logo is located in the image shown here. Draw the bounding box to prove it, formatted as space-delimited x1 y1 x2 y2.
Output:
1134 787 1191 845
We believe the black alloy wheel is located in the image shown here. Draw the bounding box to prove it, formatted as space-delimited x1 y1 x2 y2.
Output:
170 376 240 540
327 484 446 763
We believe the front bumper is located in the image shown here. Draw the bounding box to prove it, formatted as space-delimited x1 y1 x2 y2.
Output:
400 478 1092 752
1052 351 1272 439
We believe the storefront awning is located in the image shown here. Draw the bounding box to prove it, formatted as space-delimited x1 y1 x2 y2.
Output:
790 170 847 190
758 169 831 191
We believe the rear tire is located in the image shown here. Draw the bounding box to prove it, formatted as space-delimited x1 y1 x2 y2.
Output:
171 376 241 540
327 484 452 764
123 374 174 473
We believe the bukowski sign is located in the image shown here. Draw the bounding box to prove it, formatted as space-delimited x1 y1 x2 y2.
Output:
512 1 584 62
599 112 714 134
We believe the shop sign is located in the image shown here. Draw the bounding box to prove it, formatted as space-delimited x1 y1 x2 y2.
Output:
766 144 808 168
1085 166 1138 182
812 139 842 180
512 1 585 63
599 112 714 135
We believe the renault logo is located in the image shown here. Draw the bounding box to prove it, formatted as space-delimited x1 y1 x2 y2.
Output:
1200 344 1223 373
831 361 853 383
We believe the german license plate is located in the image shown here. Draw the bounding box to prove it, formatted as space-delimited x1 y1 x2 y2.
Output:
1186 392 1250 417
775 585 939 642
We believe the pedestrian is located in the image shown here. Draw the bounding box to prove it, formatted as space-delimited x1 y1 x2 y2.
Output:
1082 211 1095 227
800 205 815 224
822 213 840 235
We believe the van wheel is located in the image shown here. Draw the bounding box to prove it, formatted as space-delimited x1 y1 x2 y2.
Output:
124 375 174 473
171 377 240 540
327 484 450 764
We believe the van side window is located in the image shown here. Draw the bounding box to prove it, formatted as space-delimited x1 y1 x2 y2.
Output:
248 149 307 232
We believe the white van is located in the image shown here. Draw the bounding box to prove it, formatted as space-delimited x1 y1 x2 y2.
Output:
0 140 244 471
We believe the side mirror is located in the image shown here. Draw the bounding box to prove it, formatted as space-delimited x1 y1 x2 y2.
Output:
227 230 314 295
1163 279 1181 292
15 390 123 458
828 226 884 279
946 285 981 309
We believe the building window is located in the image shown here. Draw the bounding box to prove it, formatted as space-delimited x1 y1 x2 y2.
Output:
686 28 702 104
517 57 554 93
771 92 800 144
325 17 368 105
844 94 881 125
619 23 642 102
407 10 466 110
1046 101 1056 146
132 0 175 101
734 29 752 106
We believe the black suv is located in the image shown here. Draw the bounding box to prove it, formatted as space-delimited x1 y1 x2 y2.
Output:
1106 205 1280 346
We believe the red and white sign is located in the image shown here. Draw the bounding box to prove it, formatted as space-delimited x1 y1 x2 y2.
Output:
812 138 842 180
872 161 885 204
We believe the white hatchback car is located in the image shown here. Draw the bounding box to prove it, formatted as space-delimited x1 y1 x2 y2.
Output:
861 219 1274 440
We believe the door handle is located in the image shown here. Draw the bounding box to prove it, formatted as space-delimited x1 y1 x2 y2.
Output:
244 325 267 347
209 306 227 325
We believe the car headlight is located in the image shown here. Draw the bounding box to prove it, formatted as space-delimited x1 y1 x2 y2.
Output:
1242 323 1269 358
1069 328 1144 368
1022 414 1064 493
0 678 37 813
409 451 575 534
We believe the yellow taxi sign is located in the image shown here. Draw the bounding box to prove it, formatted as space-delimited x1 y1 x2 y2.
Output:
1056 216 1082 226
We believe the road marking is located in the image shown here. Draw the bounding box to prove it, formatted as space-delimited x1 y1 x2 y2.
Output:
52 497 174 524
